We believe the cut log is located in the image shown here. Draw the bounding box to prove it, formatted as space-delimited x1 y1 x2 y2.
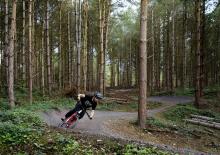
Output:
191 118 220 126
191 114 214 121
184 119 220 130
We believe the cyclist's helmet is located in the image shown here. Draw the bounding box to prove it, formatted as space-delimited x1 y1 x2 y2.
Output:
94 92 103 99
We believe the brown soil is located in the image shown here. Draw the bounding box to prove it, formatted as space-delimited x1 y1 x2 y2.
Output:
104 119 220 154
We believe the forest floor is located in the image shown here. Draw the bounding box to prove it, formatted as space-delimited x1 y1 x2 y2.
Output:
40 89 220 155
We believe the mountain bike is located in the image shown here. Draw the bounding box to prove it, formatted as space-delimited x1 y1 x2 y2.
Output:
58 110 91 129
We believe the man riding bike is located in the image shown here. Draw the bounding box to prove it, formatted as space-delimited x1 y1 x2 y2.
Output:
61 92 103 121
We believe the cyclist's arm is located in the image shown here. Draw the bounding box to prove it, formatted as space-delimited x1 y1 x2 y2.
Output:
90 110 95 118
77 94 85 100
90 103 97 119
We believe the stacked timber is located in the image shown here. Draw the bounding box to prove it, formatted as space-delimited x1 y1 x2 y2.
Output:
184 114 220 130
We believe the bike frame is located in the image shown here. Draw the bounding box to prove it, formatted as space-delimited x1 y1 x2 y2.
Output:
59 110 91 129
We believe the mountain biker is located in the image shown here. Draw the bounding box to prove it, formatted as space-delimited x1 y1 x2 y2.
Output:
61 92 103 121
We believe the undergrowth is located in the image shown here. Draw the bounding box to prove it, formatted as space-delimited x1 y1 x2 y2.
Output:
163 104 220 122
146 103 220 140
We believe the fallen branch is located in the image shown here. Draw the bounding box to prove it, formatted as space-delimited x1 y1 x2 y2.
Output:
184 119 220 130
192 118 220 126
144 128 171 133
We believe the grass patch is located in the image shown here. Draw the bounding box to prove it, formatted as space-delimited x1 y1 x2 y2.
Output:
21 98 75 112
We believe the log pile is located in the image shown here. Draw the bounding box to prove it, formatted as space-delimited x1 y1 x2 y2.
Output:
184 114 220 130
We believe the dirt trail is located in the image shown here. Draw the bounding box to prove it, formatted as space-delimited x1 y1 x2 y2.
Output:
41 96 193 135
39 96 215 155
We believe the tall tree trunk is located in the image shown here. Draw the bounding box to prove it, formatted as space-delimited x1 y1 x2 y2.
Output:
33 2 38 89
59 1 62 89
28 0 33 103
82 0 88 91
99 0 105 95
76 0 81 93
4 0 9 91
117 58 120 86
172 0 176 89
67 11 72 88
151 9 156 91
41 19 45 95
129 38 132 86
50 27 54 90
138 0 148 129
102 0 110 94
46 0 51 94
200 0 205 96
14 20 17 84
75 0 81 93
79 0 82 90
217 28 220 85
7 0 17 108
195 0 204 107
181 0 187 88
166 10 173 92
87 22 94 90
22 0 26 85
156 19 161 91
0 16 3 92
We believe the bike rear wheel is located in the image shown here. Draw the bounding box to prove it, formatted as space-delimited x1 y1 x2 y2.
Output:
58 115 79 129
58 122 69 128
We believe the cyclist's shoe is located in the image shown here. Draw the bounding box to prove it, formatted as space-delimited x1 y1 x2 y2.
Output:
61 118 66 122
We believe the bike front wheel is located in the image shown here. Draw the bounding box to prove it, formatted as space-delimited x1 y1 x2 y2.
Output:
69 117 79 129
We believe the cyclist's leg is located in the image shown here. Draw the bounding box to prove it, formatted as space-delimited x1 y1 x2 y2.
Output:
65 102 82 118
65 108 77 118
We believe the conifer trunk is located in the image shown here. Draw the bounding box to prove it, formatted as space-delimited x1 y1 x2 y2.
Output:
28 0 33 103
82 0 88 91
8 0 17 108
46 0 51 94
99 0 104 95
4 0 9 90
22 0 26 84
139 0 148 129
195 0 204 107
59 1 62 89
